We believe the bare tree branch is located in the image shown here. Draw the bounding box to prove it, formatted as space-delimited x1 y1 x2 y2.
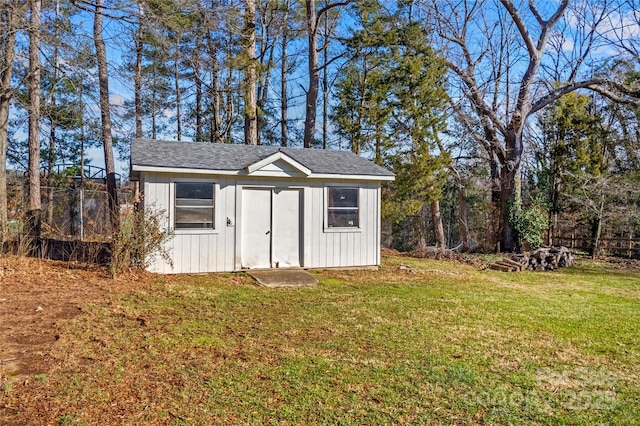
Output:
500 0 538 57
528 0 544 26
72 0 138 23
315 0 352 33
445 59 508 137
568 1 609 82
505 0 569 117
449 99 506 164
530 79 640 114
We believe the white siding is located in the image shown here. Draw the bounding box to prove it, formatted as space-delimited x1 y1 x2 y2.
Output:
144 172 236 274
141 172 381 273
304 181 380 269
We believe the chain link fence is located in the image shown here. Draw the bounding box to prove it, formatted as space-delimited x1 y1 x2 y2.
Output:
7 182 135 242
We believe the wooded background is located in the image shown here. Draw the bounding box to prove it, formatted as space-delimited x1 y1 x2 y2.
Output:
1 0 639 256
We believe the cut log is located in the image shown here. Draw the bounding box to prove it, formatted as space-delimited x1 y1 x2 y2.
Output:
495 261 518 272
500 258 524 271
489 263 515 272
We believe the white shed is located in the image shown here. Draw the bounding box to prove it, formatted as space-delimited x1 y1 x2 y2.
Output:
130 139 395 274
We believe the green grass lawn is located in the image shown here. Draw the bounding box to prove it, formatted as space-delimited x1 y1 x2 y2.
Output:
11 255 640 424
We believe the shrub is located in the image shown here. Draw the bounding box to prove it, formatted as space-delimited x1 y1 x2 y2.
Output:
110 204 173 277
509 198 549 251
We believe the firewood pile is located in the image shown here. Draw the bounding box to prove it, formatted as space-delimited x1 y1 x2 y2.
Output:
488 246 574 272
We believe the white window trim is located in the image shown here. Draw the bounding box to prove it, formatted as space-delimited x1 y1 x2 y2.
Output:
169 178 220 234
324 185 362 233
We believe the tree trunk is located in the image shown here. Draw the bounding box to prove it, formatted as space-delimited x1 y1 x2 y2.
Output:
257 42 274 145
134 3 143 139
499 129 523 252
256 5 274 146
194 32 202 142
212 65 224 143
304 0 319 148
452 167 471 251
321 11 328 149
195 69 202 141
151 76 157 139
46 0 60 228
94 0 119 234
0 2 18 245
433 126 471 252
203 27 222 143
548 145 561 246
45 99 56 227
174 51 182 141
280 13 288 147
79 86 85 188
430 199 446 248
374 129 381 164
211 69 219 143
243 0 258 145
27 0 42 244
591 196 605 259
225 64 235 142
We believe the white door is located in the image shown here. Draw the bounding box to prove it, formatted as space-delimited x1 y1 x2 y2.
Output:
241 188 272 268
272 189 301 268
240 187 301 269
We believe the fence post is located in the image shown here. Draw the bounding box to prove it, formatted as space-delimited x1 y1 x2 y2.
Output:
79 188 84 241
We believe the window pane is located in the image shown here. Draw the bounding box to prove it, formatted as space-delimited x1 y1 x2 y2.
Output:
175 222 213 229
175 182 215 230
176 198 213 207
328 209 359 228
176 182 213 200
328 187 358 208
175 207 214 228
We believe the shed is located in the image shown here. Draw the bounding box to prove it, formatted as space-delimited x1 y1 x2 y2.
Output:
130 138 395 274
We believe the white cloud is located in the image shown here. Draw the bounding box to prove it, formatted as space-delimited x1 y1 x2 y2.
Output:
561 38 575 52
109 93 124 106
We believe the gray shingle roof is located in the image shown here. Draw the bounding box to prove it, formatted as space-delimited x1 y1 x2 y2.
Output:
130 139 394 178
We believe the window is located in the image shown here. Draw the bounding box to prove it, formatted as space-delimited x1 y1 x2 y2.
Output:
175 182 214 229
327 187 359 228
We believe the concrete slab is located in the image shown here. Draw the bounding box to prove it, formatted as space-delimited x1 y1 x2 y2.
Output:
247 269 318 287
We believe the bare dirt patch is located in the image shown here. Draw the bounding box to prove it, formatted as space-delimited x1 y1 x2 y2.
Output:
0 256 156 386
595 255 640 272
0 256 173 424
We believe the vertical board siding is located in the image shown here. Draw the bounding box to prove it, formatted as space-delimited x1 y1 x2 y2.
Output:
144 172 236 274
223 178 235 271
143 172 382 273
302 187 313 268
145 173 170 273
306 181 380 269
368 183 376 265
376 185 381 265
347 232 355 266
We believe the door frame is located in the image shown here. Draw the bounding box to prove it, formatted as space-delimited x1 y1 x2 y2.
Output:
235 183 305 270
